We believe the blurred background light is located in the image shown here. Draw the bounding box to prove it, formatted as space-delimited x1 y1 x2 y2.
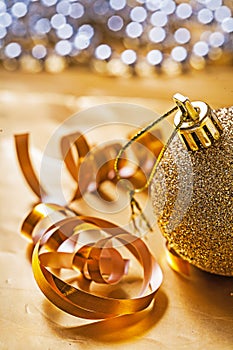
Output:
174 28 191 44
95 44 112 60
130 6 147 22
193 41 209 56
150 11 168 27
5 42 21 58
146 49 163 65
171 46 188 62
121 49 137 64
126 22 143 38
0 0 232 75
108 16 124 31
32 44 47 59
149 27 166 43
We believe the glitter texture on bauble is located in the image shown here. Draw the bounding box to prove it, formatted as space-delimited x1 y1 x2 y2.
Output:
151 104 233 276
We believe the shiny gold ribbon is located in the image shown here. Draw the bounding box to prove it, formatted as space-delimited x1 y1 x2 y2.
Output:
14 129 165 319
21 203 163 319
15 131 163 203
14 133 47 198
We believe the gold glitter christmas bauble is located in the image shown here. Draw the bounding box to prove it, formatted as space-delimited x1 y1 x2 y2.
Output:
151 96 233 276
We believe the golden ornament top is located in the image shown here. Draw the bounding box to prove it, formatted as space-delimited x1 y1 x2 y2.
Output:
173 93 223 151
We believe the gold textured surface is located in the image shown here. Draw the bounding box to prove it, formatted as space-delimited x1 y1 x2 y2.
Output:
0 67 233 349
152 107 233 276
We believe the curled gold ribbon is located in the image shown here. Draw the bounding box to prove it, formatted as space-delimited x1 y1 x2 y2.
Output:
15 131 163 203
14 129 164 319
14 133 47 198
22 203 163 319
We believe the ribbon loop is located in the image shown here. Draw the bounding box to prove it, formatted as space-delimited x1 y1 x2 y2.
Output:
21 203 163 319
15 127 164 320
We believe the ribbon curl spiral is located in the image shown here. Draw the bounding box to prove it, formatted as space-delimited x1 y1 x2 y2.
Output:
15 131 163 319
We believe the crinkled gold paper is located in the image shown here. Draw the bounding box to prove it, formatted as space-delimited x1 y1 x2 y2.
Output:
152 107 233 276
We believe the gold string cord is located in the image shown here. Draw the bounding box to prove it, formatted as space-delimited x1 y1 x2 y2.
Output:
114 106 182 232
114 104 192 276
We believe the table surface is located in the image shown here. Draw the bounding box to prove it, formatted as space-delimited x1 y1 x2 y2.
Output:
0 66 233 350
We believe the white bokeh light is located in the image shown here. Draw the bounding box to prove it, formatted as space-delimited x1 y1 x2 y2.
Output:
5 42 21 58
215 6 231 23
51 14 66 29
161 0 176 15
108 15 124 31
42 0 57 6
74 34 90 50
197 8 214 24
70 2 84 19
0 1 6 13
176 3 192 19
110 0 126 11
0 13 12 28
174 28 191 44
121 49 137 64
209 31 225 47
146 0 161 12
149 27 166 43
126 22 143 38
35 18 51 34
0 26 7 39
221 17 233 33
11 2 27 18
130 6 147 22
206 0 222 11
146 49 163 65
55 40 72 56
57 24 73 40
150 11 168 27
193 41 209 56
95 44 112 60
79 25 94 39
32 44 47 59
171 46 187 62
56 0 71 16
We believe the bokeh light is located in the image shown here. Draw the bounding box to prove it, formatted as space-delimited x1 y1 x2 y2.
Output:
150 11 168 27
51 14 66 30
11 3 27 18
126 22 143 38
130 6 147 22
121 49 137 65
5 42 21 58
55 40 72 56
197 9 214 24
108 16 124 31
176 3 192 19
149 27 166 43
193 41 209 56
171 46 188 62
110 0 126 11
95 44 112 60
0 0 231 75
174 28 191 44
146 49 163 65
222 17 233 32
32 44 47 59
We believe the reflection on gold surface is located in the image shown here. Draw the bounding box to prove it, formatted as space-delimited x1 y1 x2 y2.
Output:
42 291 168 343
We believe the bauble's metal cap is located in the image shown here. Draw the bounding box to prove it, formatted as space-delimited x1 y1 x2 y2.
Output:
173 93 223 151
